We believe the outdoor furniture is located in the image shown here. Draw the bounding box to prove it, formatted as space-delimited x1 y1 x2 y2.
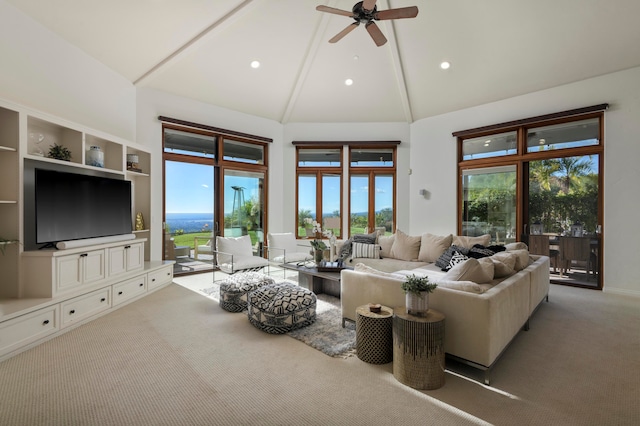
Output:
528 234 559 272
164 231 190 259
214 235 269 275
194 235 214 259
559 236 597 279
247 283 317 334
218 272 275 312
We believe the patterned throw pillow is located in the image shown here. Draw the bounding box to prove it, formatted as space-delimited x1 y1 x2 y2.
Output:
468 244 496 259
435 245 469 270
352 242 381 259
447 251 469 271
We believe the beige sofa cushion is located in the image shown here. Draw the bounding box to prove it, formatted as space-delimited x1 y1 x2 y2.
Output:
437 279 485 294
354 263 404 279
390 229 421 261
418 233 453 263
378 234 395 258
452 234 491 249
443 258 493 283
494 249 529 271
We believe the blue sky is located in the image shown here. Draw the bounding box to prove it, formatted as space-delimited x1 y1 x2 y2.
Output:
166 161 392 215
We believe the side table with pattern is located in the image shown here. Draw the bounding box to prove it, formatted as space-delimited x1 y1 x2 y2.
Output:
355 305 393 364
392 307 446 390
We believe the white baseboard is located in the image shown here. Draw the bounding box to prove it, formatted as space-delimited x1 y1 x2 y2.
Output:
603 287 640 298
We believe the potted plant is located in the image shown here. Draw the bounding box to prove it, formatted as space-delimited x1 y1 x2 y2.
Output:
48 143 72 161
401 274 438 317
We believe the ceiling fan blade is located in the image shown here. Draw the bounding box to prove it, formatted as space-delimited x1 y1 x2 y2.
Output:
375 6 419 20
316 5 353 17
329 22 359 43
365 21 387 46
362 0 378 11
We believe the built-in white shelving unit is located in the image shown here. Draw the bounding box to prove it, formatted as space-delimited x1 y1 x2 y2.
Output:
0 98 172 361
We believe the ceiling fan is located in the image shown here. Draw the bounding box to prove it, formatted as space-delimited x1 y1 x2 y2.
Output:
316 1 418 46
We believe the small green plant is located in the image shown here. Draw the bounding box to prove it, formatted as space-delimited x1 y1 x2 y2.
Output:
401 274 438 295
48 143 72 161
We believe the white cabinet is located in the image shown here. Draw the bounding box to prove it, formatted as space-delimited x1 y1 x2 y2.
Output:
112 275 147 306
148 265 173 291
108 242 144 276
56 249 106 293
61 288 111 328
0 305 59 357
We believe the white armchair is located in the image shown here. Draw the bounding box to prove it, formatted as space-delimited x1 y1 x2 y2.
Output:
214 235 269 275
267 232 312 264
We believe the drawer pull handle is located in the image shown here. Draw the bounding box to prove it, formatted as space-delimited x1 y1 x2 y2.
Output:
69 310 75 315
166 272 171 276
42 320 50 325
139 283 144 287
80 253 88 257
100 298 106 302
124 245 131 249
152 278 156 282
118 291 123 295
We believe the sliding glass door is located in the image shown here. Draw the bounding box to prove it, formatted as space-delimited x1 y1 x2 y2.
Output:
222 168 265 253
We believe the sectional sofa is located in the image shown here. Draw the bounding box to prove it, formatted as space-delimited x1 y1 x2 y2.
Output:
337 230 550 384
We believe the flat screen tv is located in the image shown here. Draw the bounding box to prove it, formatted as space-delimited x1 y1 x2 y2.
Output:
35 168 132 246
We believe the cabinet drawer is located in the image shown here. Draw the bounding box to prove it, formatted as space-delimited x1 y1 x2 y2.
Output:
112 275 147 306
0 305 59 357
61 288 111 328
148 266 173 290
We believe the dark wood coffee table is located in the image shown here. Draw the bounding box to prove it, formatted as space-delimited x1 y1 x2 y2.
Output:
280 262 352 297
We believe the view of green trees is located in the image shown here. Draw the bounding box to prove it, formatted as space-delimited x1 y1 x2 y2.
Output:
464 154 598 237
529 155 598 234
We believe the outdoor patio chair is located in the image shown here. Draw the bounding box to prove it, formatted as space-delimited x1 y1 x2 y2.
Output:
214 235 269 277
194 234 214 259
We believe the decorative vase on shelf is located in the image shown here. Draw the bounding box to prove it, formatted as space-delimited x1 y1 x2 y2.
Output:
86 145 104 167
314 248 324 264
405 292 430 317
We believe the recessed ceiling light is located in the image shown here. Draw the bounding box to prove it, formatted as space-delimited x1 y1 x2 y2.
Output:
250 60 260 69
353 55 359 60
345 78 354 86
440 61 451 70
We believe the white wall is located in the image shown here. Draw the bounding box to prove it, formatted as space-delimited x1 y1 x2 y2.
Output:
0 0 136 141
283 122 411 234
410 66 640 296
135 88 284 261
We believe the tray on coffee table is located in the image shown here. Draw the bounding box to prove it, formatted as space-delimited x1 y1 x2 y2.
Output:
316 260 347 272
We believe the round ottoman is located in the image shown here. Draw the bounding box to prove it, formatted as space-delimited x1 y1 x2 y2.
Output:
247 283 317 334
219 272 276 312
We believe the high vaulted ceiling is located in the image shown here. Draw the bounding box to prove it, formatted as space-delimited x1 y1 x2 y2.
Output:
7 0 640 124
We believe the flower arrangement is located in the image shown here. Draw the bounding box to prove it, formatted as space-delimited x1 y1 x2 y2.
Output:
401 274 438 296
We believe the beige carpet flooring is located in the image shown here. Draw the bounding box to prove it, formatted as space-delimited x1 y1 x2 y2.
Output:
1 282 639 425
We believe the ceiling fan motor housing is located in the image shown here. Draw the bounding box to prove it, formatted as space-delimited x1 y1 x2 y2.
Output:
353 1 377 23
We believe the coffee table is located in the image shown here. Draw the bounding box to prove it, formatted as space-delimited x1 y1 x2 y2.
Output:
280 262 352 298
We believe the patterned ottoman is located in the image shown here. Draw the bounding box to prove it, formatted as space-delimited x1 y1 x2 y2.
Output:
247 283 317 334
219 272 276 312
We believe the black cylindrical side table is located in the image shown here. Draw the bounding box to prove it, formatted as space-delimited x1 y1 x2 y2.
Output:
392 307 445 389
356 305 393 364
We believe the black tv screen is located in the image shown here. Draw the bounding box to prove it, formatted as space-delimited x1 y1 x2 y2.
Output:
35 168 132 245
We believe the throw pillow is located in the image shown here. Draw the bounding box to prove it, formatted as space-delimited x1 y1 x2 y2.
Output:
443 257 493 283
352 242 381 259
354 263 404 280
435 245 469 270
418 233 453 263
447 251 469 270
510 249 531 271
491 252 517 271
337 237 353 260
490 257 515 278
468 244 496 259
390 229 421 261
505 242 528 251
378 234 395 258
353 231 378 245
452 234 491 249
